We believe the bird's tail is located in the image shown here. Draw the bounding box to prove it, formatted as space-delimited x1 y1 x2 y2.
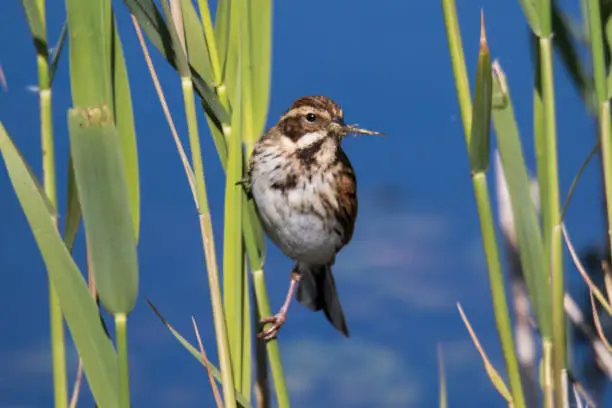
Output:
295 263 349 337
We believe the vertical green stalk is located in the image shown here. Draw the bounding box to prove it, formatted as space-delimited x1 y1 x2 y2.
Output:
442 6 526 407
533 44 547 269
441 0 471 133
240 262 252 400
182 77 237 408
588 0 612 345
197 0 286 404
34 1 68 405
538 0 565 400
115 313 130 408
164 2 235 403
252 269 290 408
223 56 244 390
473 175 526 408
601 101 612 253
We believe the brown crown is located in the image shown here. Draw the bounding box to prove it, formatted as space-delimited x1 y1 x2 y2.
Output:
285 95 344 120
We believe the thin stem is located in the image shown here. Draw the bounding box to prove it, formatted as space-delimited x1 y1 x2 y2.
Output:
223 89 244 390
36 14 68 406
588 0 607 104
252 269 290 408
441 0 472 138
586 2 612 336
182 77 236 408
543 340 554 408
601 101 612 274
473 174 526 408
115 314 130 408
442 3 525 406
540 34 565 403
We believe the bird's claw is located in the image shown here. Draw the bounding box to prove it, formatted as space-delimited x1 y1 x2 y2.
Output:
257 313 286 341
235 177 253 199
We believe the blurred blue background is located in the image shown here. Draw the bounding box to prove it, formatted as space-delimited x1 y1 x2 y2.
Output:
0 0 607 407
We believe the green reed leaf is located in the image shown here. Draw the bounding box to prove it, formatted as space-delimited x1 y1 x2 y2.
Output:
147 299 253 408
181 0 213 84
0 123 119 408
468 21 492 173
248 0 272 141
68 107 139 315
111 16 140 242
491 63 550 338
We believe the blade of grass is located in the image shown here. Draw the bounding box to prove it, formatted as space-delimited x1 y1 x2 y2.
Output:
518 0 542 34
69 258 99 408
192 317 224 408
49 21 67 86
0 123 119 407
66 0 112 107
493 61 551 406
468 17 492 174
491 62 550 337
67 107 139 315
147 299 252 408
457 303 513 404
111 15 140 241
64 156 81 252
219 0 239 104
247 0 272 142
180 0 213 84
197 0 222 88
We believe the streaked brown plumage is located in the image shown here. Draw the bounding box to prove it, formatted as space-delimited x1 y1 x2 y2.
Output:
243 95 382 340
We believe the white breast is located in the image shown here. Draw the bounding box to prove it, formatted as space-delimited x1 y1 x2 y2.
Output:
250 148 343 265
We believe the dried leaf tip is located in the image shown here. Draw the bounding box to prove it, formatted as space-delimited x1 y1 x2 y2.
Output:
479 10 488 52
492 60 508 97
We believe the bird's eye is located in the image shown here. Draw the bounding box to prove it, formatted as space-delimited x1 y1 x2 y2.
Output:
305 113 317 122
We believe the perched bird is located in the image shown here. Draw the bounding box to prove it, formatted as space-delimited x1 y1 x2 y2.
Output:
242 95 382 340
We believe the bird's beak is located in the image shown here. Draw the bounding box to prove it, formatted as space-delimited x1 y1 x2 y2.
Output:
330 117 385 137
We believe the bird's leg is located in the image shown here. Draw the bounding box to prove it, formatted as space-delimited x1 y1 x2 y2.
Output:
257 268 301 341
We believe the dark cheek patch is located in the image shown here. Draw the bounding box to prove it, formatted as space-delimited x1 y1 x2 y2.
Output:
281 117 304 142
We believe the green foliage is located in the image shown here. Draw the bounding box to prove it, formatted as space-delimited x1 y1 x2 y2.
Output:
0 124 120 407
443 0 612 407
67 108 139 315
